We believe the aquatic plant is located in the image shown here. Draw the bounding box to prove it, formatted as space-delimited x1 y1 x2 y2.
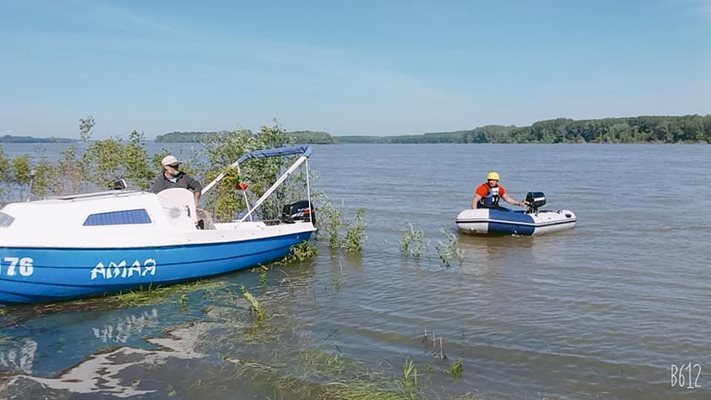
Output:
318 199 343 249
343 208 366 252
283 241 318 264
400 358 421 398
435 228 463 268
449 359 463 378
109 280 224 307
240 285 266 322
259 267 268 288
317 198 367 252
399 223 426 259
223 347 434 400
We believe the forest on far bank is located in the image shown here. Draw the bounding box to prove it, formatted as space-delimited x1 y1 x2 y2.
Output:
337 115 711 144
155 115 711 144
4 115 709 144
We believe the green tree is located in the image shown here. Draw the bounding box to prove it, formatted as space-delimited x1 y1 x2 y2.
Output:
122 130 154 190
79 115 95 142
201 122 299 222
82 138 124 189
0 148 9 199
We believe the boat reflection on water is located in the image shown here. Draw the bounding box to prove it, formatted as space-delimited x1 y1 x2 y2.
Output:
1 320 216 398
92 308 160 344
0 306 169 378
0 338 37 374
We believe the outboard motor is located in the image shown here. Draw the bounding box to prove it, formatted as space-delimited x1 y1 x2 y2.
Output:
112 179 127 190
525 192 546 212
282 200 315 224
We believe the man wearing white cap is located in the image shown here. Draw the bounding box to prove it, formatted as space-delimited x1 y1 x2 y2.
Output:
150 155 202 206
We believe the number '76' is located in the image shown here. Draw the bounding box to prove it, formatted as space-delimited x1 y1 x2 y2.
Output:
1 257 34 277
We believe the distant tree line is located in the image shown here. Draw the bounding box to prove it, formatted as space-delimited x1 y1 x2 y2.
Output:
5 115 709 144
156 130 336 144
155 130 237 143
0 135 76 143
336 115 711 144
288 130 337 144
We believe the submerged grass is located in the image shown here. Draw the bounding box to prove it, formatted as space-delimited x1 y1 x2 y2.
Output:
109 279 225 307
221 348 474 400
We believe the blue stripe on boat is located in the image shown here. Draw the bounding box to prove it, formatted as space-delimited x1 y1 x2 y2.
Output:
0 231 312 304
487 209 536 235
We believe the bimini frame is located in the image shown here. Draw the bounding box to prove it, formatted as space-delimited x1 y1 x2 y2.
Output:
200 145 313 224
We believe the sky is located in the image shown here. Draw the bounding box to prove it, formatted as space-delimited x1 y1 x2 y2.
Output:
1 0 710 139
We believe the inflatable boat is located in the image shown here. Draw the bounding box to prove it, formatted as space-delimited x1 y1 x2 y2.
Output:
455 192 576 236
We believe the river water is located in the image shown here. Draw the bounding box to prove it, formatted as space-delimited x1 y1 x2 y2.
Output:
0 143 710 399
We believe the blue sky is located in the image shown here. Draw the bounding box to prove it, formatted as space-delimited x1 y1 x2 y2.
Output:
1 0 710 139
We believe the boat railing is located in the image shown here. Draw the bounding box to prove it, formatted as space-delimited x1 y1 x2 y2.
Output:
200 145 313 226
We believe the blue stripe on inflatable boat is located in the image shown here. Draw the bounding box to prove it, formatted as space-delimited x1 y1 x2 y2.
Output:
487 210 536 235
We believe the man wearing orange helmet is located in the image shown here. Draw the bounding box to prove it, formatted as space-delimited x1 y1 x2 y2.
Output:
471 171 528 210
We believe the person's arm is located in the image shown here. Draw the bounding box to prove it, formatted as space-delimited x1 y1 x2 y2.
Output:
471 193 482 209
186 175 203 207
502 192 527 207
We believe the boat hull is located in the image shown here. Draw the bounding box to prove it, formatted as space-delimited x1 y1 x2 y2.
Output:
0 230 312 304
455 208 576 236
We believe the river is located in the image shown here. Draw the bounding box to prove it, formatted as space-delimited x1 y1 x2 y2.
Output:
0 143 709 399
